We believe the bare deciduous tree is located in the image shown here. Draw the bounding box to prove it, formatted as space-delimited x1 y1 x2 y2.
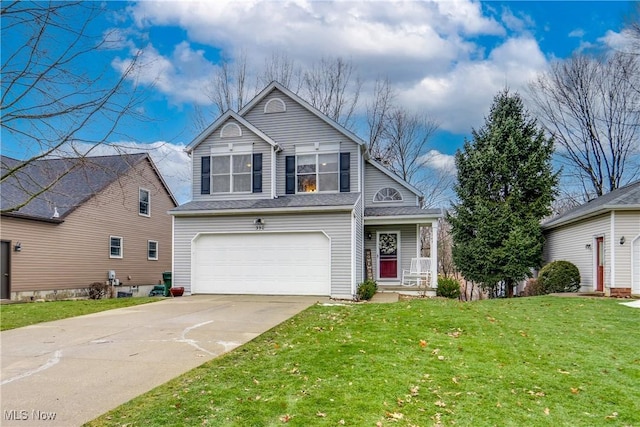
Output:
366 77 396 161
1 1 145 213
301 56 361 130
258 51 302 92
207 49 254 114
528 52 640 200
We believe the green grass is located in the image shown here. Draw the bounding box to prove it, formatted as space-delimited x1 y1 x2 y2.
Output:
86 296 639 426
0 297 161 331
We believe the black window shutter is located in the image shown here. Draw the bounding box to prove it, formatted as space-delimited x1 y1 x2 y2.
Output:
252 153 263 193
340 152 350 192
285 156 295 194
201 156 210 195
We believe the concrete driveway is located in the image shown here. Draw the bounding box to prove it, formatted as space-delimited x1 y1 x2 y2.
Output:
0 295 322 427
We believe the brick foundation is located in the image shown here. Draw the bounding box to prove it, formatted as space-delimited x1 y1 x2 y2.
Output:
609 288 632 298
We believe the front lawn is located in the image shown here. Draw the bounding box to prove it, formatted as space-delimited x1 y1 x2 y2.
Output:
0 297 161 331
87 296 639 426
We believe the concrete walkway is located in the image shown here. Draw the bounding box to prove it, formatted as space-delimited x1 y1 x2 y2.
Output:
0 295 323 427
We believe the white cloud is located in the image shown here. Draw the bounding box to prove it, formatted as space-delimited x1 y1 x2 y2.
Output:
568 28 585 38
419 150 456 173
599 29 637 54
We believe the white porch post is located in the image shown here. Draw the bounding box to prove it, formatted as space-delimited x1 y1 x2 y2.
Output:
431 220 438 288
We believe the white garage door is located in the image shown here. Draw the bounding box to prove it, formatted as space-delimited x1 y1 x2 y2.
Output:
193 232 330 295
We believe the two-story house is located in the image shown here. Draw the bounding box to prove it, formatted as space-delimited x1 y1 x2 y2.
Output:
170 82 442 299
1 153 177 300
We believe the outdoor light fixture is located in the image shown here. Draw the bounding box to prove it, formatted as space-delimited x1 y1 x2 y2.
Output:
367 232 372 240
254 218 265 230
620 236 626 245
585 243 591 249
14 242 21 252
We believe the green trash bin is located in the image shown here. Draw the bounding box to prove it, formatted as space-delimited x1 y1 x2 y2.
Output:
162 271 172 297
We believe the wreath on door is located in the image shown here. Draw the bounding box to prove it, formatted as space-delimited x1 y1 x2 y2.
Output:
379 234 397 255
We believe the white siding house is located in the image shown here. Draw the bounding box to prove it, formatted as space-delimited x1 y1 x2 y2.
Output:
171 82 442 299
542 181 640 297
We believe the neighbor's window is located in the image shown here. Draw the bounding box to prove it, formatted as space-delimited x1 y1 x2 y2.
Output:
212 154 252 193
297 153 338 193
148 240 158 261
374 187 403 202
110 236 123 259
139 188 150 216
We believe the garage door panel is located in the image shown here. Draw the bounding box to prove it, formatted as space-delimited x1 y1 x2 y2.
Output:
193 232 330 295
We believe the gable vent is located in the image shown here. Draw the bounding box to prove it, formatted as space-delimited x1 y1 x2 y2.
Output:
220 122 242 138
264 98 286 114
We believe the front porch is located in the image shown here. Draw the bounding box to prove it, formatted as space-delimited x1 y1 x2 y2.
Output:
363 207 442 291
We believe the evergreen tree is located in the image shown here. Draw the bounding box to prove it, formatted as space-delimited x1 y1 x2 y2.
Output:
448 90 557 297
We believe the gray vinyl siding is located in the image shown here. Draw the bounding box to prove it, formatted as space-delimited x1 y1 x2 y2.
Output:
173 211 353 297
191 119 273 201
363 224 418 282
1 160 175 293
613 211 640 287
543 214 610 291
364 162 419 208
242 89 360 196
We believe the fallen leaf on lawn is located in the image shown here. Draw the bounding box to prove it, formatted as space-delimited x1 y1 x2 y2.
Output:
486 316 496 323
544 408 550 416
570 388 579 394
605 412 618 420
280 414 292 423
447 330 462 338
558 369 570 374
420 340 427 347
410 385 419 396
253 378 260 385
496 402 502 408
338 419 345 425
435 400 446 407
386 412 404 420
452 377 459 384
316 412 326 417
431 348 440 355
376 422 383 427
438 355 445 361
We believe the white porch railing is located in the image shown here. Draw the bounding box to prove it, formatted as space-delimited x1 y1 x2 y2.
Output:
401 257 432 287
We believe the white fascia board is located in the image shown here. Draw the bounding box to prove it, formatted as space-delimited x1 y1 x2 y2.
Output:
364 214 442 225
185 110 280 153
171 205 357 217
542 205 640 230
239 81 366 147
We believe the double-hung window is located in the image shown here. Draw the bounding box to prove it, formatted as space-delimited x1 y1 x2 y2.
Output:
297 153 339 193
110 236 123 259
139 188 150 216
211 154 252 193
148 240 158 260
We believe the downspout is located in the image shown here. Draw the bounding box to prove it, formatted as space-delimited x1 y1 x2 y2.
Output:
610 211 616 290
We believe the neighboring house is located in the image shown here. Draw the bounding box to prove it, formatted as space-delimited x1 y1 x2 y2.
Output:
0 153 177 300
171 82 442 299
542 180 640 297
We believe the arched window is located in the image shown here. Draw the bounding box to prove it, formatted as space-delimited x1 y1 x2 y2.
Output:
220 122 242 138
374 187 403 202
264 98 286 114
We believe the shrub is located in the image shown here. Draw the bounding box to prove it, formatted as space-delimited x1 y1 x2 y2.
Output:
524 278 545 296
436 276 461 299
356 279 378 301
538 261 581 294
88 282 111 300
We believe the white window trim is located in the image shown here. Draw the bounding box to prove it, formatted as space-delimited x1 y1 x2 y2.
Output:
211 153 253 194
148 240 158 261
264 98 286 113
220 122 242 138
373 187 403 203
110 236 123 259
139 188 150 217
295 152 339 194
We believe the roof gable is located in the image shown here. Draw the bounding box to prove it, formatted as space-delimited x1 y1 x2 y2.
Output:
1 153 177 221
543 180 640 229
185 110 279 153
239 81 367 148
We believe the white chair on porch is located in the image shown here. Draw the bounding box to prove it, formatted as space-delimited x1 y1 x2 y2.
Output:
401 257 432 287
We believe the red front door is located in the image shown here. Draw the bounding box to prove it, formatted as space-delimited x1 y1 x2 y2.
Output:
596 237 604 292
378 232 398 279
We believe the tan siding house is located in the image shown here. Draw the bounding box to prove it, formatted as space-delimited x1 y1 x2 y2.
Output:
542 181 640 297
0 154 177 300
171 82 442 299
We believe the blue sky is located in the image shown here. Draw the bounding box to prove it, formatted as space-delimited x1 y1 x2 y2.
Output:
1 1 636 204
